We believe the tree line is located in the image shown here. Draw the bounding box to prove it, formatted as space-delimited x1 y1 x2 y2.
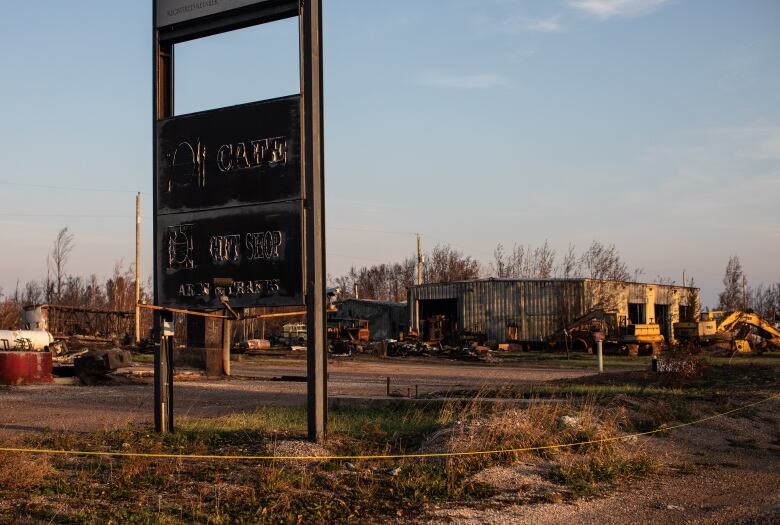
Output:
330 240 639 303
718 255 780 320
2 230 777 332
0 227 150 331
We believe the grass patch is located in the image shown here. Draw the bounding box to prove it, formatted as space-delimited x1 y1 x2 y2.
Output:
2 398 661 523
553 453 658 495
725 437 759 449
500 352 652 369
4 359 775 522
130 352 154 364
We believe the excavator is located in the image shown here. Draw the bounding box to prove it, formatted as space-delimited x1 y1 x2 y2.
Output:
547 309 664 356
714 310 780 353
676 310 780 353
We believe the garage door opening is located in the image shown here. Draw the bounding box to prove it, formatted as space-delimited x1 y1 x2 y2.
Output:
418 299 458 343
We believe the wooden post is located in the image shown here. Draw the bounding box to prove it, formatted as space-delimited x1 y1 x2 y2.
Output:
135 192 141 344
222 317 232 376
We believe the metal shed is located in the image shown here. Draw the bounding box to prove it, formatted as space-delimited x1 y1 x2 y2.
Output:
408 278 700 344
333 299 408 341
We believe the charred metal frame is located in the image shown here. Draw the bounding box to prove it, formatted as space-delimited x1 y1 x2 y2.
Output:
152 0 327 441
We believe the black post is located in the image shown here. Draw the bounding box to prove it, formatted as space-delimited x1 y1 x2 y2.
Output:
154 315 174 432
300 0 327 443
153 0 174 434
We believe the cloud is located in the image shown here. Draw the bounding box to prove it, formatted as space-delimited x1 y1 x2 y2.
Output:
493 13 566 33
709 125 780 160
509 14 566 33
525 14 566 32
418 72 508 89
567 0 671 20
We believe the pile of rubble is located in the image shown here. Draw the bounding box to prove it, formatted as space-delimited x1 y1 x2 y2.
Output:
51 339 132 384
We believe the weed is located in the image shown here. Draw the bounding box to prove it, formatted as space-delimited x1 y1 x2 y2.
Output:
0 450 56 490
552 451 658 495
725 437 758 449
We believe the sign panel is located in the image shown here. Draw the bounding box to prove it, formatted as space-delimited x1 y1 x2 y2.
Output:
157 96 300 213
155 95 303 309
156 0 272 28
156 201 303 309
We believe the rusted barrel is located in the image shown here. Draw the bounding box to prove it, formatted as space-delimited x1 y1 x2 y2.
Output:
0 352 53 385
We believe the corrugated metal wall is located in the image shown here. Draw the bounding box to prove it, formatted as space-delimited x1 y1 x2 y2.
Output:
336 300 408 340
409 279 589 342
410 279 700 343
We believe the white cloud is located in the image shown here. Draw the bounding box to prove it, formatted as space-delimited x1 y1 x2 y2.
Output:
709 125 780 160
418 72 508 89
494 13 566 33
522 14 566 32
567 0 671 20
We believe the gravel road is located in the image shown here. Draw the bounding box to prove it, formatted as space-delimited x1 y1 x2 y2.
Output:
0 356 596 433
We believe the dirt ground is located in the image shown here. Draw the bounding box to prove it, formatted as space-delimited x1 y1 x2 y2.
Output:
409 399 780 525
0 355 596 433
1 355 778 524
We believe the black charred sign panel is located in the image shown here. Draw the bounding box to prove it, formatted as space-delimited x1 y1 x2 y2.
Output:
155 95 303 309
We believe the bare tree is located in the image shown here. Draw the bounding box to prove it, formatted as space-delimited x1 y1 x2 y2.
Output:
47 227 75 303
718 255 745 311
0 287 20 330
556 243 578 278
578 241 629 310
331 257 416 302
491 243 510 278
425 244 480 283
579 241 629 281
532 240 556 278
749 282 779 320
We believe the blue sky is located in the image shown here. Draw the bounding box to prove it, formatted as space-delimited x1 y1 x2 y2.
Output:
0 0 778 307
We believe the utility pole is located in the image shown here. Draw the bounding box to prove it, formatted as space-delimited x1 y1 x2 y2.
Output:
416 233 424 286
135 192 141 344
742 275 748 309
682 270 685 289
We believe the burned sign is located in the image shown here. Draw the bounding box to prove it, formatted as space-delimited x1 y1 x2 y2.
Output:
155 96 303 309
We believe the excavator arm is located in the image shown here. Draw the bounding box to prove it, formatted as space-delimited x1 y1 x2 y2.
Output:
716 310 780 350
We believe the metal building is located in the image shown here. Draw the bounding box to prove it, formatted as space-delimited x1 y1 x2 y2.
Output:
333 299 408 341
408 278 700 344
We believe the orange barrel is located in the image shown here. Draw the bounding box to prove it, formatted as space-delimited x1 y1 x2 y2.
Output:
0 352 53 385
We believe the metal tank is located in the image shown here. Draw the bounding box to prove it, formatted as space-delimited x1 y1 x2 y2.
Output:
0 351 53 385
0 329 55 351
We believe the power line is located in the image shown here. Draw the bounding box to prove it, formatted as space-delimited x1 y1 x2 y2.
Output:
328 252 410 264
0 181 148 194
0 213 144 219
330 226 417 236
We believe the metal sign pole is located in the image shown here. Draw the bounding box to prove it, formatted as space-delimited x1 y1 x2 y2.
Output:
155 316 174 432
300 0 327 443
152 0 321 437
153 1 175 433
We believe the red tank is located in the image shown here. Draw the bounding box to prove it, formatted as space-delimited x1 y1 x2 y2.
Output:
0 352 53 385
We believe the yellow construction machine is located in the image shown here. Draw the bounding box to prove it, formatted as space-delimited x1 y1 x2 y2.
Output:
676 310 780 353
547 310 664 356
715 310 780 353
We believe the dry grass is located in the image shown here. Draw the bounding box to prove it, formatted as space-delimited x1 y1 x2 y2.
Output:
0 397 662 522
0 450 56 491
428 394 658 494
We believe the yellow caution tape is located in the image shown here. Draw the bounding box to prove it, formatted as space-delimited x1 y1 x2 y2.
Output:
1 393 777 461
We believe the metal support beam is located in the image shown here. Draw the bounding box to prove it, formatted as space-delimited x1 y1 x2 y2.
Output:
155 316 174 432
300 0 327 443
153 3 175 433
